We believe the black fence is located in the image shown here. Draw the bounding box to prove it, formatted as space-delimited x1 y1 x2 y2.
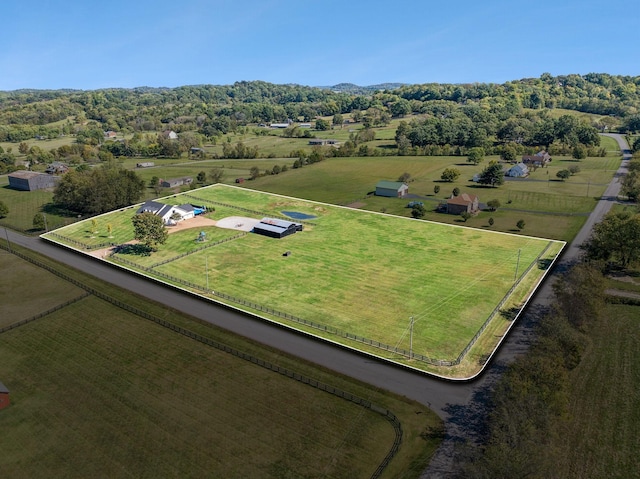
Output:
0 240 403 479
46 231 117 251
454 241 555 365
148 232 246 268
0 292 91 334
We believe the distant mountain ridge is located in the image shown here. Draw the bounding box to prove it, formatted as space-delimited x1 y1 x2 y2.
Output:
318 83 405 93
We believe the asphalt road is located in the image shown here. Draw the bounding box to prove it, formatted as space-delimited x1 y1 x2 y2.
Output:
3 134 632 477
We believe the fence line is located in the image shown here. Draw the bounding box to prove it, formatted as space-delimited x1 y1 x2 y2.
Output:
109 254 454 366
0 292 91 335
0 240 402 479
147 232 246 268
46 231 117 251
454 241 555 364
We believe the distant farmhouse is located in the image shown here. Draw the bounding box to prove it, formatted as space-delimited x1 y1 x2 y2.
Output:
160 177 193 188
308 139 339 146
375 181 409 198
253 218 303 239
8 171 60 191
522 150 552 167
45 161 69 174
269 122 290 129
162 130 179 140
136 200 205 225
505 162 529 178
104 130 117 139
136 162 155 168
446 193 479 215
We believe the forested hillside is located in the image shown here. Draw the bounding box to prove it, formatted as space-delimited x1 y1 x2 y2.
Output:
1 73 639 142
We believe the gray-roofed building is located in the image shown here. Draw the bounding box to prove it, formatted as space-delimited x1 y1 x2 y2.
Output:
136 201 196 225
253 217 303 239
375 180 409 198
8 171 60 191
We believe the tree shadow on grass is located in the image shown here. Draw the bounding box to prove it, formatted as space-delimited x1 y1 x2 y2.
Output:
114 244 152 256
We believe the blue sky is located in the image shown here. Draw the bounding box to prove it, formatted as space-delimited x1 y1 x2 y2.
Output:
1 0 637 90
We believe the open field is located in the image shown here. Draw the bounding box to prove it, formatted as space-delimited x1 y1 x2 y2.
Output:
0 176 79 232
45 184 564 377
548 303 640 477
0 243 441 479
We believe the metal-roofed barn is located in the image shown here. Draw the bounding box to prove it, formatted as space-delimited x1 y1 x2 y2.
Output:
252 218 303 239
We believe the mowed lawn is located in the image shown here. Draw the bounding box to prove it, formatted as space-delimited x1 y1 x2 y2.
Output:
48 184 563 365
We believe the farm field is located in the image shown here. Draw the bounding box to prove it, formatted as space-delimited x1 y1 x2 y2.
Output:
45 184 564 378
0 244 441 479
547 303 640 477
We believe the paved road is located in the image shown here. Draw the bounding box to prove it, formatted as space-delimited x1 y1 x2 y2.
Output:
423 133 632 477
3 134 632 477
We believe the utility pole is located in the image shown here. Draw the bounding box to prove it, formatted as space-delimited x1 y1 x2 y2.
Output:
586 178 591 198
514 248 521 282
409 316 414 360
43 212 48 233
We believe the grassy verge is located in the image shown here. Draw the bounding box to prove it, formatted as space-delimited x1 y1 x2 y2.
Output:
0 241 442 479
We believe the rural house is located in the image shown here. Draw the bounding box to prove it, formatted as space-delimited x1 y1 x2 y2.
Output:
505 162 529 178
45 161 69 174
253 218 303 239
446 193 479 215
0 382 9 410
308 139 339 146
160 177 193 188
136 201 200 225
375 181 409 198
522 150 552 167
162 130 179 140
8 171 60 191
136 162 155 168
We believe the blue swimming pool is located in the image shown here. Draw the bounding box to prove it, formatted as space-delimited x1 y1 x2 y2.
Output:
281 211 317 220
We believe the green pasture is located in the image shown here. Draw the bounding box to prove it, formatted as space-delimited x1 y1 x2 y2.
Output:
0 176 76 232
0 244 440 479
0 252 85 327
47 185 564 374
547 303 640 477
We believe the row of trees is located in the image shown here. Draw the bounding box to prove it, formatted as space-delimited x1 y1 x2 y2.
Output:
395 111 601 152
53 164 145 214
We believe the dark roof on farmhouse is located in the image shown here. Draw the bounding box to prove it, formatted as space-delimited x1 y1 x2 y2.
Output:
447 193 477 205
0 382 8 394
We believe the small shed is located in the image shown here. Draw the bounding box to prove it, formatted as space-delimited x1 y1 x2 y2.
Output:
446 193 479 215
0 382 9 410
375 181 409 198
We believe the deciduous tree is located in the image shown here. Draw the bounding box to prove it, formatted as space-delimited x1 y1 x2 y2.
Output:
132 212 168 251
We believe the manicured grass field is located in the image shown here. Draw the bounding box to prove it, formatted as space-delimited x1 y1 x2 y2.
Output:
46 184 564 377
0 245 441 479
